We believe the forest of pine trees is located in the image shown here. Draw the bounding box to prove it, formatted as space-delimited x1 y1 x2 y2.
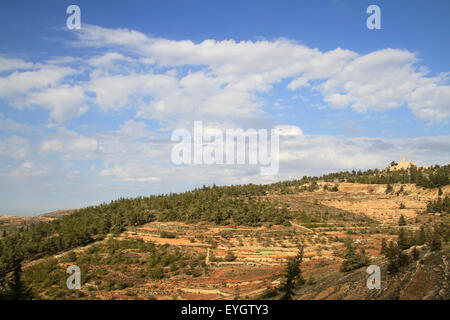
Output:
0 184 292 276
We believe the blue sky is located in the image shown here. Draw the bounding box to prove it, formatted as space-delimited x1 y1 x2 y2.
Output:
0 0 449 215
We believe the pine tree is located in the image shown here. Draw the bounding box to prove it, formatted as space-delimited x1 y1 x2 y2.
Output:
412 247 420 261
279 258 300 300
430 231 442 251
279 245 305 300
340 240 370 272
0 269 8 299
4 258 33 300
416 225 426 245
380 238 387 255
398 228 411 250
233 285 240 300
385 242 410 274
398 215 407 226
386 184 393 194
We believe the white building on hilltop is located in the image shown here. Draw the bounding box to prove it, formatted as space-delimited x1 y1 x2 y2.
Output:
392 156 417 170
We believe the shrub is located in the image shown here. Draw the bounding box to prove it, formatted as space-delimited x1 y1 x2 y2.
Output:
225 250 237 262
260 287 278 299
386 184 393 194
340 240 370 272
160 231 176 239
148 267 164 279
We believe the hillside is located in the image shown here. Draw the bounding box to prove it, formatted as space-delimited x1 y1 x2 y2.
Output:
0 164 449 300
0 209 78 238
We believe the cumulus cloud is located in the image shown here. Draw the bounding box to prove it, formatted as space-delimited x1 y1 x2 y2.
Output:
0 64 88 122
28 85 87 122
74 25 450 123
0 66 75 99
315 49 450 122
0 25 448 124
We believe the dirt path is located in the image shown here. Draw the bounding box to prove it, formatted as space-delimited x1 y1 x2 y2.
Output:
289 221 315 234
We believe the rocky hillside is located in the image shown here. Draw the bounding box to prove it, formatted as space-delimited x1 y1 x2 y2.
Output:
297 245 449 300
1 165 448 300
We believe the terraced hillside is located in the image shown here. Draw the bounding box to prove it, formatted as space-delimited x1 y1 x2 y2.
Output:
1 165 449 300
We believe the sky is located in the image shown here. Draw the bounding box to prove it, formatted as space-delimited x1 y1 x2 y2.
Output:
0 0 449 215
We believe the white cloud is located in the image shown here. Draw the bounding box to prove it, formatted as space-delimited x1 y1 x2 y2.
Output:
41 140 64 152
0 25 448 124
408 82 450 122
99 164 160 182
274 125 303 136
9 161 48 179
74 25 450 123
69 136 98 152
0 56 33 72
0 66 75 100
0 65 86 122
0 136 30 159
87 52 134 67
28 85 87 122
41 131 98 159
277 133 450 176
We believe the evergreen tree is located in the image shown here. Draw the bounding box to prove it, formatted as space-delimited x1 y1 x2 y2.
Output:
430 231 442 251
412 247 420 261
385 242 410 274
398 228 411 250
398 215 407 226
9 259 32 300
279 245 305 300
380 238 387 255
0 258 32 300
340 240 370 272
233 285 240 300
416 225 427 245
0 269 8 299
386 184 393 194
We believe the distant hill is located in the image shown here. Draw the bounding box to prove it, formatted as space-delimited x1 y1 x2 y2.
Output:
39 209 79 219
0 209 78 237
